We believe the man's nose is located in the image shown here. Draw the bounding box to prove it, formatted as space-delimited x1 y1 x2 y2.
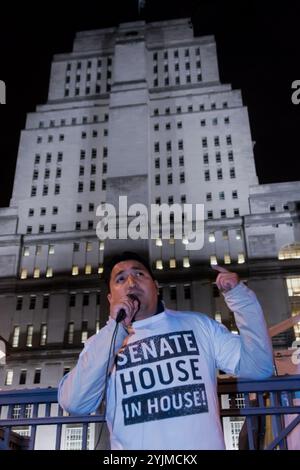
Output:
127 274 136 287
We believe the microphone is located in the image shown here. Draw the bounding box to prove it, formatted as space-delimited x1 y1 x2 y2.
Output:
116 294 140 323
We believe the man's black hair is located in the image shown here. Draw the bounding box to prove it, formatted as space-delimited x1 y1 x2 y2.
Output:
104 251 155 286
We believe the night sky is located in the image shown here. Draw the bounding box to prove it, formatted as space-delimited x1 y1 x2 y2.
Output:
0 0 300 208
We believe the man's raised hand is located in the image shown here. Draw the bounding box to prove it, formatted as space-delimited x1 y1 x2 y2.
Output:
212 265 239 293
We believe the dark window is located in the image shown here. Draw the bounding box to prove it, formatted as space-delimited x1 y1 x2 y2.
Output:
184 285 191 299
83 293 89 306
19 370 27 385
42 295 49 309
34 369 41 384
16 297 23 310
69 294 76 307
170 286 177 301
29 296 36 310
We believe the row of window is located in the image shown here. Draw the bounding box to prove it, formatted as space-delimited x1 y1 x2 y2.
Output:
207 208 240 219
270 204 290 212
26 219 97 234
20 264 104 279
28 206 58 217
153 102 228 116
153 48 200 61
78 163 107 176
155 195 186 204
66 58 112 72
11 324 47 349
5 369 42 386
38 115 105 128
208 230 242 242
34 152 63 165
206 190 238 201
153 229 241 247
204 167 236 181
153 74 202 87
78 180 106 192
153 116 230 132
65 83 111 97
36 128 102 144
33 167 62 180
36 134 64 144
30 179 106 198
154 168 236 186
155 173 185 185
154 156 184 168
202 135 233 147
203 151 234 164
16 291 101 311
153 60 201 73
154 253 246 270
154 140 184 152
66 70 110 84
9 319 100 353
23 241 104 257
153 136 232 153
81 147 108 160
31 184 61 197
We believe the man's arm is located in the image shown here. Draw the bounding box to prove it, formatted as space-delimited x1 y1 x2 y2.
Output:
211 266 274 379
58 319 127 415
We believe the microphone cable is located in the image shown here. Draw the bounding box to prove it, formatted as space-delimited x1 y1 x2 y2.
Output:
93 295 140 449
93 318 121 450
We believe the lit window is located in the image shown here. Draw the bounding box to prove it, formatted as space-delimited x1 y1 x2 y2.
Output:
49 245 55 254
209 232 215 243
99 241 105 251
40 324 47 346
156 260 163 270
72 266 79 276
183 257 190 268
222 230 228 240
224 254 231 264
238 253 245 264
85 264 92 275
68 322 74 344
156 238 162 247
210 255 218 265
98 265 104 274
169 258 176 268
81 321 88 343
236 230 242 240
286 278 300 296
36 245 42 255
12 326 20 348
26 325 34 347
33 267 40 278
86 242 92 252
5 370 14 386
20 269 27 280
182 236 189 245
278 244 300 260
23 247 30 256
46 267 53 277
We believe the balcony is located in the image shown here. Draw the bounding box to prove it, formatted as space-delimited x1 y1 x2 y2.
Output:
0 375 299 450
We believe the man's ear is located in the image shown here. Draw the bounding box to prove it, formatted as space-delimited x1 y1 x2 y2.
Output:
107 293 112 304
155 280 159 295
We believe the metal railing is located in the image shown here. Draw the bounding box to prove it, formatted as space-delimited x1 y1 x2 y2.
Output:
0 375 299 450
